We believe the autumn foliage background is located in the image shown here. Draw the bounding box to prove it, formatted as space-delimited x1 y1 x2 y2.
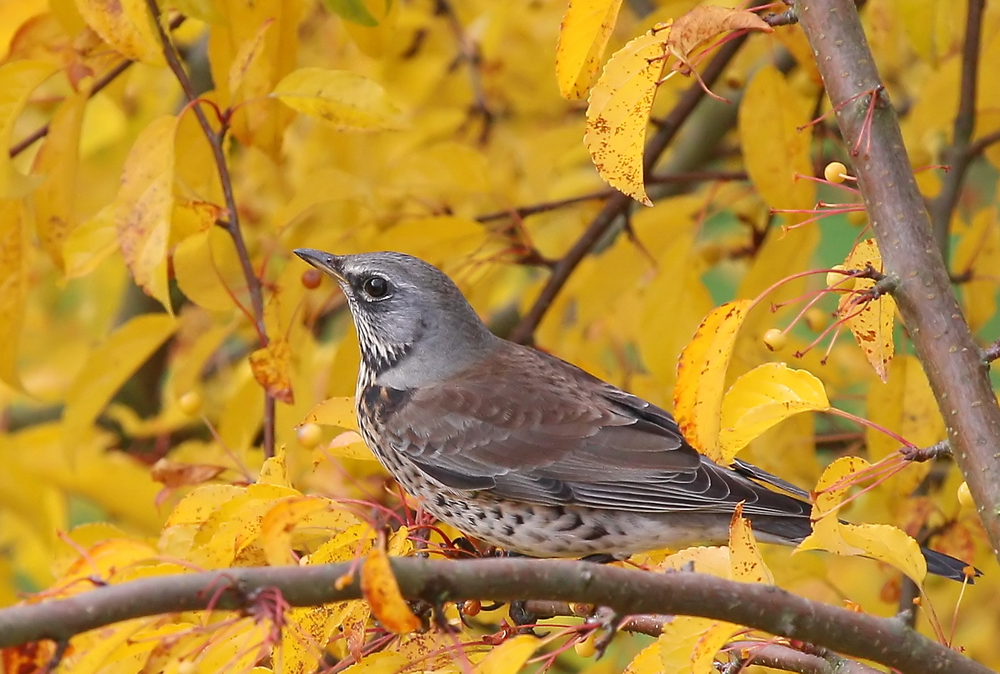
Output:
1 0 1000 671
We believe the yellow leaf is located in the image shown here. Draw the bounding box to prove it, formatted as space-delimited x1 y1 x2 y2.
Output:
474 635 540 674
0 200 26 390
62 314 177 450
659 616 735 674
719 363 830 462
0 61 55 198
320 430 376 461
30 90 87 270
624 639 663 674
838 238 895 382
304 396 357 430
260 496 331 566
555 0 625 99
673 300 751 461
727 503 773 584
360 544 420 634
249 337 295 404
795 456 927 584
866 356 939 495
114 115 178 311
273 68 405 131
953 208 1000 333
74 0 164 63
207 0 301 156
63 205 119 279
585 23 670 206
172 228 250 312
228 18 273 97
259 448 290 487
738 66 815 213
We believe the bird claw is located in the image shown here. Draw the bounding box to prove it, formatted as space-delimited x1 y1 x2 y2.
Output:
586 606 622 657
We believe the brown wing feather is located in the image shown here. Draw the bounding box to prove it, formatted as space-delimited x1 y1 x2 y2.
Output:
383 344 810 518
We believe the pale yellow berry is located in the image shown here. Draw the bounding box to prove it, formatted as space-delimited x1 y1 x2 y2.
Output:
847 209 867 226
826 265 851 289
763 328 787 352
824 161 848 183
957 481 975 509
178 391 203 416
297 423 323 449
574 633 598 658
804 308 828 332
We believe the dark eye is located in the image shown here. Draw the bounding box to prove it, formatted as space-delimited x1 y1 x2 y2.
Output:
362 275 390 299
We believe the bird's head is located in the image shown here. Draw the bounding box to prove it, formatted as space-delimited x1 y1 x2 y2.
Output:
294 249 498 387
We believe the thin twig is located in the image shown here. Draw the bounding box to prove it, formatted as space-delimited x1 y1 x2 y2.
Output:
143 2 276 457
508 22 760 344
927 0 986 258
8 15 187 158
435 0 493 144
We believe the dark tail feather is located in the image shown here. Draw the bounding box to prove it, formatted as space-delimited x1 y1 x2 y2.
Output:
922 546 980 583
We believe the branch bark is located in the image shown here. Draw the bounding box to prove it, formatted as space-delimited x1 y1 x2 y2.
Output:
0 558 989 674
795 0 1000 564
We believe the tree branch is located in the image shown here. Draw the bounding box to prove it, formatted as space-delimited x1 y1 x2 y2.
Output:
795 0 1000 563
507 23 756 344
144 3 276 457
927 0 986 258
0 559 990 674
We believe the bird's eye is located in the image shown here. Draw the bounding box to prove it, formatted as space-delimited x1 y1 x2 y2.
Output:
361 275 390 299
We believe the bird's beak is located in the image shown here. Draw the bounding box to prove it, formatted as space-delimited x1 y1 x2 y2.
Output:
294 248 346 282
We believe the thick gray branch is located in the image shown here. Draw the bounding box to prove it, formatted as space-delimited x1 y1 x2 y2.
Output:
0 559 989 674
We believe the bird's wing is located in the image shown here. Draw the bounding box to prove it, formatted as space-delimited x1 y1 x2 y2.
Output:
379 345 810 518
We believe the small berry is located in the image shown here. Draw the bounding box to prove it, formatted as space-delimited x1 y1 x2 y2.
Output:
763 328 787 352
847 210 867 226
804 308 828 332
178 391 203 416
297 423 323 448
824 161 848 183
957 481 975 509
462 600 482 617
574 632 598 658
826 265 852 290
301 268 322 289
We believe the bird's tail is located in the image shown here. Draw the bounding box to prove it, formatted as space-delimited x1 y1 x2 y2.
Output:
922 545 980 583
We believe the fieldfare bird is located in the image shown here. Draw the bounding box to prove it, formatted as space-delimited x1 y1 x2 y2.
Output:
295 249 973 581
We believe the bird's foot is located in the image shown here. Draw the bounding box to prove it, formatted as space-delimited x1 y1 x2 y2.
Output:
586 606 622 657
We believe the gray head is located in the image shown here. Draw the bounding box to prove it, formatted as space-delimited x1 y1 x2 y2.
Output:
294 249 499 388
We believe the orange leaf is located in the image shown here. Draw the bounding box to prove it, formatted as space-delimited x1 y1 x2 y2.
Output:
674 300 751 461
838 238 895 381
360 544 421 634
555 0 625 99
249 337 294 404
667 6 772 70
